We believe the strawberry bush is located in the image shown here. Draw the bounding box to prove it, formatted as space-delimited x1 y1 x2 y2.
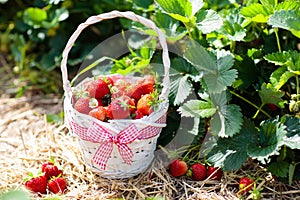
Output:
1 0 300 187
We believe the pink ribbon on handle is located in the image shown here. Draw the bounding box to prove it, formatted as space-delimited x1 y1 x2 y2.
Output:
87 122 140 170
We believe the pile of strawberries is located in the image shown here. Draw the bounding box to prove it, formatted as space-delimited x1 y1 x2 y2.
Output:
24 159 67 195
168 159 223 181
72 74 159 121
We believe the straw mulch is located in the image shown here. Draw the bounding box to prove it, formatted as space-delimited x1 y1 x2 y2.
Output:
0 94 299 200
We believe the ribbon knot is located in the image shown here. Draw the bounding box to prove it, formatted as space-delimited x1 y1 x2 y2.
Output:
87 122 140 170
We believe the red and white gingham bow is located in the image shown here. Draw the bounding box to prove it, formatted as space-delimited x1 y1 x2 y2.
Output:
68 115 166 170
87 122 140 170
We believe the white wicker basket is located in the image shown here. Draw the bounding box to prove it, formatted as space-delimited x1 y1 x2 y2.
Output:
60 11 170 178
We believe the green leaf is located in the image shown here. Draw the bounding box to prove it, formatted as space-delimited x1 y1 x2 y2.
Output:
155 0 192 22
0 190 31 200
190 0 204 16
207 119 258 171
240 3 271 23
260 0 277 11
202 50 237 93
23 7 47 28
269 66 294 90
247 118 286 164
268 10 300 38
183 43 217 73
282 116 300 149
178 99 217 118
195 9 223 34
211 104 243 137
267 161 289 178
220 10 247 41
258 82 284 106
169 74 193 105
170 57 198 75
153 11 188 42
275 0 300 11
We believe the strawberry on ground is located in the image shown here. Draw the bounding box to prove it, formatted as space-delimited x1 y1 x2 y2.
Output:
86 78 111 99
43 164 63 179
107 96 135 119
169 159 188 178
239 177 254 194
89 106 107 121
24 174 48 194
206 166 223 180
48 177 67 194
187 163 207 181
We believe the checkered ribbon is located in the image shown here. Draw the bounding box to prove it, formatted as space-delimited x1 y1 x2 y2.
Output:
68 115 166 170
87 122 140 170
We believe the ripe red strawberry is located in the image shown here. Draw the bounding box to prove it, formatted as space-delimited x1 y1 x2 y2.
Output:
132 109 143 119
188 163 207 181
24 174 47 194
206 166 222 180
89 106 107 121
111 79 132 98
239 177 254 194
43 164 63 179
130 81 154 101
42 161 53 173
267 103 278 111
48 177 67 194
107 96 135 119
74 97 93 114
86 78 110 99
137 94 153 116
169 159 188 178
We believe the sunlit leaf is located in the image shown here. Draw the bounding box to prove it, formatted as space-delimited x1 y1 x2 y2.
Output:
169 74 192 105
259 82 285 106
240 3 271 23
195 9 223 34
178 99 217 118
247 118 286 164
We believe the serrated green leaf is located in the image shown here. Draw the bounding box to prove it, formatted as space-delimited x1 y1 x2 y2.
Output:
178 99 217 118
195 9 223 34
203 69 238 92
275 0 300 11
220 9 247 41
211 104 243 137
269 66 294 90
260 0 276 11
169 75 192 105
267 161 289 178
247 118 286 164
264 51 291 66
207 119 258 171
190 0 204 16
153 11 187 42
155 0 192 22
23 7 47 28
170 57 198 75
240 3 271 23
183 43 217 72
268 10 300 38
282 116 300 149
258 82 284 105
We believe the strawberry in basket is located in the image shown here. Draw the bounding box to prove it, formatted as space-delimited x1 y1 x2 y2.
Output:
72 74 158 121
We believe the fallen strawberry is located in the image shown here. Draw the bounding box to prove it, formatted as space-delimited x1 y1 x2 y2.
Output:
206 166 222 180
24 174 47 194
169 159 188 178
89 106 107 121
239 177 254 194
48 177 67 194
43 164 63 179
188 163 207 181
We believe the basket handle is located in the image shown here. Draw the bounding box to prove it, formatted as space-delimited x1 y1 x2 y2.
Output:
61 10 170 100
